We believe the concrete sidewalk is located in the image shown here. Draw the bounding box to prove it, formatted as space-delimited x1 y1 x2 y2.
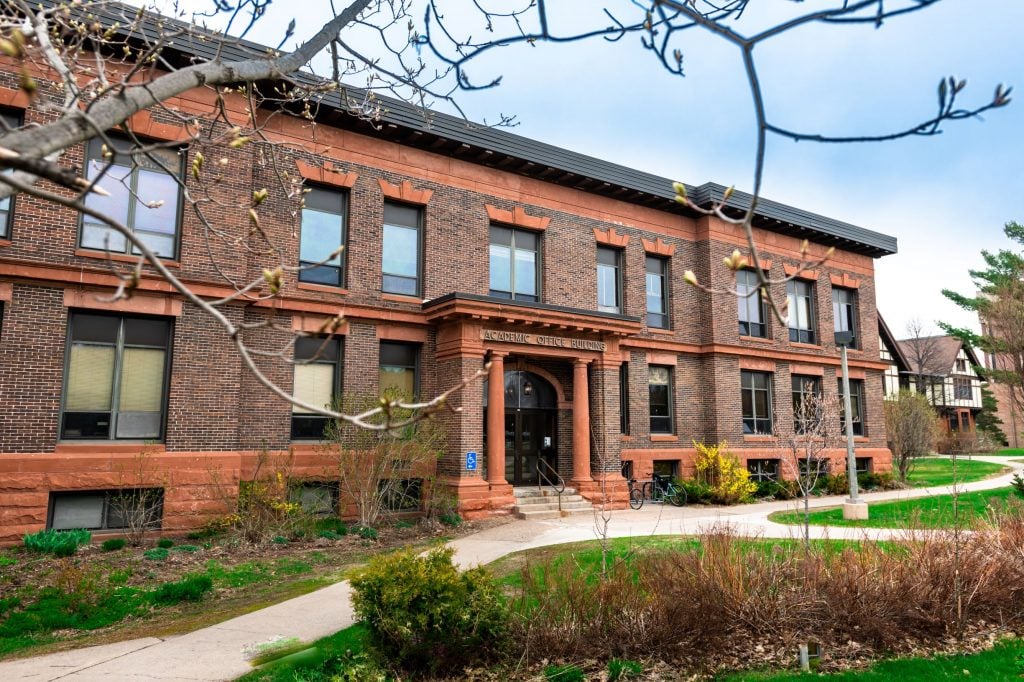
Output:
3 455 1019 681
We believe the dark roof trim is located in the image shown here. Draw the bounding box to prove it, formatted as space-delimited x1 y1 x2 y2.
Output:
877 313 910 371
77 2 897 258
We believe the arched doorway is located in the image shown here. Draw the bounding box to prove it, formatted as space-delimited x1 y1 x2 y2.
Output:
485 370 558 485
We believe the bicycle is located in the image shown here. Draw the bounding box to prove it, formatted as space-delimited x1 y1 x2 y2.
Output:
642 474 687 507
628 478 645 510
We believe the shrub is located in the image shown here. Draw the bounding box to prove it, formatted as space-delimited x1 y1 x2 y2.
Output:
753 479 798 500
693 441 758 504
350 546 508 672
545 663 585 681
608 659 643 680
356 526 378 540
101 538 126 552
170 544 199 552
317 530 344 541
860 471 899 491
149 574 214 605
1012 473 1024 498
143 548 169 561
439 512 463 527
23 529 91 557
822 473 849 495
156 538 174 549
679 478 714 504
313 517 348 535
272 535 289 544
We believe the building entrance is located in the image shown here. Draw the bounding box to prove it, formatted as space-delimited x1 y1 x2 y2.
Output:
495 370 558 486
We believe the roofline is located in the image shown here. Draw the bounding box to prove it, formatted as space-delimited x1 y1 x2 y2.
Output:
877 313 911 369
72 1 897 258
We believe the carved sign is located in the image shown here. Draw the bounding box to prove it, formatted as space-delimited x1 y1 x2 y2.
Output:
482 329 606 352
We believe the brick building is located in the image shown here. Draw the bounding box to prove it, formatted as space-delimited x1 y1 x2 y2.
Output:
0 18 898 542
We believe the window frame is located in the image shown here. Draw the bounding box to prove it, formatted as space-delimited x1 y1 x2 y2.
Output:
838 377 865 437
791 375 823 434
596 246 623 314
78 136 185 260
747 459 779 482
648 364 674 435
0 109 23 240
379 478 424 512
290 336 344 441
645 255 670 329
47 488 164 531
786 279 816 344
737 269 768 338
379 341 420 401
855 457 872 475
488 225 541 302
741 370 774 435
832 287 859 348
60 312 173 442
298 184 349 288
289 481 340 516
953 377 972 400
381 201 424 297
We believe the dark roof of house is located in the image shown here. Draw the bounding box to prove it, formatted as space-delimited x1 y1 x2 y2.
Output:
897 335 982 378
75 1 898 258
878 313 910 371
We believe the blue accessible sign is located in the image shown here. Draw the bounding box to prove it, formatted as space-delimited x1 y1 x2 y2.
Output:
465 451 478 471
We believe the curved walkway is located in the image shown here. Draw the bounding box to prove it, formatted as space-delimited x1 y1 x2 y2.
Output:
3 455 1019 681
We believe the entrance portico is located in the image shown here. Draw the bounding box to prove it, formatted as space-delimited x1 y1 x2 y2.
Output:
426 293 641 516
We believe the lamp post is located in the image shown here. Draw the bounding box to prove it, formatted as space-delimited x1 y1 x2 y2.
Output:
835 331 868 520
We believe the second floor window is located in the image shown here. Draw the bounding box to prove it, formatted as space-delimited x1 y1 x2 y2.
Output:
838 378 865 436
81 138 182 258
380 342 419 400
648 365 673 434
646 256 669 329
62 313 171 440
299 187 347 287
832 287 858 347
0 110 22 239
741 370 773 434
954 377 972 400
792 375 822 434
597 247 622 313
489 225 538 301
737 270 767 338
382 202 422 296
291 336 342 440
787 279 816 344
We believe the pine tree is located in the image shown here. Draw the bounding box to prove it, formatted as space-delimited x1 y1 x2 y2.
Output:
976 384 1008 446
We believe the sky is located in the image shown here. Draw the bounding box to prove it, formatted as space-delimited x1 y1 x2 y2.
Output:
142 0 1024 337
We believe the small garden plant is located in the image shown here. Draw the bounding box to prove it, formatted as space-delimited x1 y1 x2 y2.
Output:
101 538 126 552
23 529 91 557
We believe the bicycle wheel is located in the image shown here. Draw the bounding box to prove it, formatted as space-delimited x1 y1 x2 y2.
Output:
642 481 655 502
667 484 687 507
629 486 644 510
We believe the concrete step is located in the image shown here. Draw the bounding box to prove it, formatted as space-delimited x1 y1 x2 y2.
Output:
513 500 593 512
514 506 595 520
513 494 587 506
513 486 577 498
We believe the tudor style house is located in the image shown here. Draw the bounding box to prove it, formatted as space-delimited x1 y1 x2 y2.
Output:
895 334 985 434
0 8 899 541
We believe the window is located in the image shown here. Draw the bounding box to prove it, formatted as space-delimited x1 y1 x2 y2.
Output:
382 202 422 296
786 279 816 344
380 342 419 400
741 370 773 434
299 186 347 287
855 457 872 475
653 460 679 479
49 489 163 531
290 482 338 516
62 313 171 440
596 247 622 313
489 225 539 301
81 138 182 258
0 110 21 239
838 378 865 436
791 375 822 434
798 458 829 478
619 362 631 435
832 287 858 347
955 358 968 373
747 459 779 482
645 256 669 329
291 336 342 440
737 269 767 338
648 365 673 434
379 478 423 512
954 377 972 400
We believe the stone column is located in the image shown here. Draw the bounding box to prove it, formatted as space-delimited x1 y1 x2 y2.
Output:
486 351 507 485
572 359 592 484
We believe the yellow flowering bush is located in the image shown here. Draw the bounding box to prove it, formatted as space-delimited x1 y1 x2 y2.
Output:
692 440 758 504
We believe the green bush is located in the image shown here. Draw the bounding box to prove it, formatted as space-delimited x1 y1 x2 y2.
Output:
101 538 126 552
156 538 174 549
753 479 799 500
23 529 91 557
350 546 508 672
1012 473 1024 498
545 663 585 681
439 512 462 527
608 658 642 680
271 535 289 544
356 526 378 540
317 530 344 541
313 517 348 535
859 471 899 491
170 544 200 552
149 575 214 605
143 548 169 561
678 478 714 504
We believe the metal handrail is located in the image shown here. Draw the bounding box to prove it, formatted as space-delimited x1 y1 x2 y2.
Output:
537 457 566 494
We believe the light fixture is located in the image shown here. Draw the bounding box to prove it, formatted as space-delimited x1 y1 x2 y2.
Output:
523 380 533 396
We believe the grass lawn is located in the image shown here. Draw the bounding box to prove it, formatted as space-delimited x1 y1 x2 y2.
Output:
905 457 1008 487
976 448 1024 457
722 637 1024 680
769 487 1023 529
237 623 371 681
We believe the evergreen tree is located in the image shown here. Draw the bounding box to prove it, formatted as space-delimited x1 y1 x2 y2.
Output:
976 384 1008 446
